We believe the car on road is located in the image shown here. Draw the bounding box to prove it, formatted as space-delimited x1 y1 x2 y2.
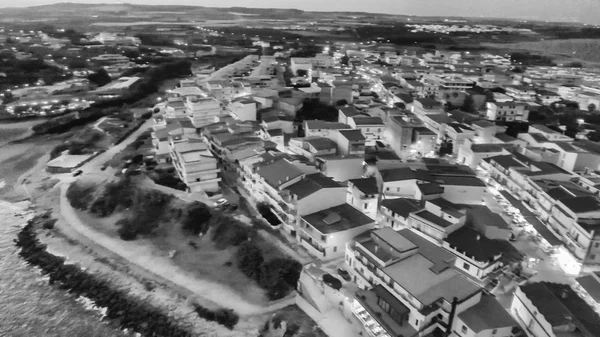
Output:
100 164 108 171
72 170 83 177
337 268 351 281
322 273 342 290
214 198 229 207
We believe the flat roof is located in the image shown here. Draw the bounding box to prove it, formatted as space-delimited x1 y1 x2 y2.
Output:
255 159 304 189
302 203 374 234
413 210 455 228
432 175 486 187
383 251 478 306
577 274 600 303
284 173 342 200
381 198 423 218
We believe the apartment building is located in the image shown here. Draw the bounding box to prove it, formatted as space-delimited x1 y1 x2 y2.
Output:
169 138 221 193
485 102 530 122
387 114 426 159
303 120 351 139
379 167 433 199
408 198 467 241
511 282 600 337
288 137 338 162
380 198 424 230
186 96 222 127
347 227 517 337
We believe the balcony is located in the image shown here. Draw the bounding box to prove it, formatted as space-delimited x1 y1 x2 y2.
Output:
301 237 325 257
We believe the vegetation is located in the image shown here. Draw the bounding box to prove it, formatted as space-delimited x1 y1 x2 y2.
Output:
257 202 281 227
258 305 327 337
509 52 555 66
296 100 338 122
50 128 106 159
192 304 239 330
0 58 69 89
234 241 301 300
181 201 212 236
493 39 600 63
87 68 112 87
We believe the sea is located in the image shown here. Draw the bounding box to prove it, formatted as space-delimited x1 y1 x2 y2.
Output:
0 200 126 337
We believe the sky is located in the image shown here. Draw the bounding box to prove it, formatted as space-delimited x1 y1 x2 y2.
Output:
1 0 599 25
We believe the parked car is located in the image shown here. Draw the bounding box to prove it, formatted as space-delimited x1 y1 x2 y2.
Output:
100 164 108 171
337 268 351 281
227 203 238 211
213 198 229 207
72 170 83 177
322 273 342 290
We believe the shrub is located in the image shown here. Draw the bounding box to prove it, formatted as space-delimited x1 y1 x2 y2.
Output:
66 183 95 210
209 214 255 248
193 304 239 329
181 201 212 235
235 241 264 279
42 219 57 229
259 258 303 300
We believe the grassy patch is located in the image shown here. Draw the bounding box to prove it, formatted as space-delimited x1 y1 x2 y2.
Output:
259 305 328 337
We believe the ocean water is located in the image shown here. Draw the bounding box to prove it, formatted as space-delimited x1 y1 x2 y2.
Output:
0 201 125 337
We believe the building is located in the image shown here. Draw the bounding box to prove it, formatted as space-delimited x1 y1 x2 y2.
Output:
347 177 380 219
511 282 600 337
169 139 221 193
408 198 467 241
304 120 351 139
348 227 517 337
186 96 222 127
380 198 423 230
299 203 376 259
229 98 257 121
92 76 140 97
348 116 386 145
288 137 338 162
485 102 530 122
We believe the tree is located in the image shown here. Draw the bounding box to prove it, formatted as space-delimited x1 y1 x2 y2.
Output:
235 241 264 279
336 99 348 106
87 68 111 87
461 95 476 113
438 139 454 157
182 201 212 236
340 54 349 66
259 258 302 300
588 103 597 112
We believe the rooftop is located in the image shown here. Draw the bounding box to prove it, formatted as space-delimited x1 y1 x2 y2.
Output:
304 120 351 130
339 106 361 117
445 226 505 262
520 282 600 337
338 129 366 142
559 196 600 214
380 167 432 182
284 173 343 200
457 294 517 333
432 175 486 187
348 177 379 195
302 203 375 234
484 155 527 170
381 198 423 218
471 143 505 153
352 116 385 125
495 133 517 143
255 159 305 189
355 286 416 337
418 182 445 195
303 137 338 151
413 210 455 228
576 274 600 303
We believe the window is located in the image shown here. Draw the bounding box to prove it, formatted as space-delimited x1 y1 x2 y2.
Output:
461 325 468 334
397 187 400 192
364 203 368 210
333 246 337 253
492 329 498 335
595 242 600 248
415 319 419 326
591 254 597 260
463 262 471 271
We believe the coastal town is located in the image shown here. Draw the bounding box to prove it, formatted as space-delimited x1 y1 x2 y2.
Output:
2 4 600 337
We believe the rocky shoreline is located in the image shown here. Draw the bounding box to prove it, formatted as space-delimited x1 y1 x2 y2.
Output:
14 215 211 337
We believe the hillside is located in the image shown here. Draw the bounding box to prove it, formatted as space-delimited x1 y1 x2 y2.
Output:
485 39 600 63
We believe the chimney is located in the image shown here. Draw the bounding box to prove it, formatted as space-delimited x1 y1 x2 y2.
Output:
561 289 568 299
476 234 481 241
374 245 379 253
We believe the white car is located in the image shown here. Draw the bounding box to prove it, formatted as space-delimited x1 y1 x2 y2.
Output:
213 198 229 207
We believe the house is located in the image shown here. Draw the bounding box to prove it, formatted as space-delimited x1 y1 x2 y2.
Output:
303 120 351 139
348 116 385 145
380 198 423 230
347 227 517 337
378 167 433 199
433 174 488 205
511 282 600 337
457 143 511 170
276 97 304 117
485 102 530 122
186 96 223 127
299 203 376 259
387 114 426 159
336 129 366 156
347 177 380 219
575 272 600 304
411 98 443 115
338 106 363 124
261 113 295 134
408 198 467 241
288 137 338 162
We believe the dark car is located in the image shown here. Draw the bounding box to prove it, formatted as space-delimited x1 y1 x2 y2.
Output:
100 164 108 171
227 203 239 211
322 273 342 290
337 268 351 281
72 170 83 177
